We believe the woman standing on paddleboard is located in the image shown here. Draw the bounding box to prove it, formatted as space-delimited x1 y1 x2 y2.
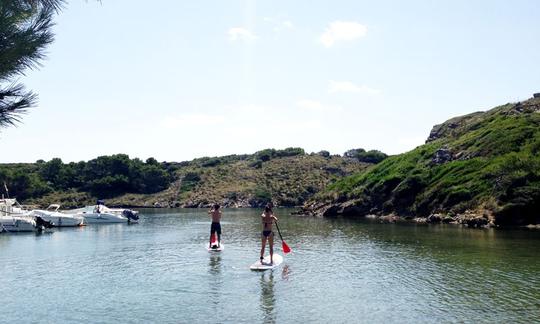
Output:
260 203 278 265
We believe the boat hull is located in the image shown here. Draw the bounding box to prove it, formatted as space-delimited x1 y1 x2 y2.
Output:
32 211 84 227
0 217 36 232
81 213 128 224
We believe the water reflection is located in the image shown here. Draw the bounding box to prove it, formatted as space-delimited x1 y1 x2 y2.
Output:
208 254 222 308
259 272 276 323
208 254 222 275
281 265 290 280
34 230 54 237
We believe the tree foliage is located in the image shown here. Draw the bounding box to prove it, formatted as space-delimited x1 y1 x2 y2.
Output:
0 154 173 199
0 0 64 129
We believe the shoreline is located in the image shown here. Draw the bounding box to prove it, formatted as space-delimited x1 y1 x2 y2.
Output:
293 202 540 229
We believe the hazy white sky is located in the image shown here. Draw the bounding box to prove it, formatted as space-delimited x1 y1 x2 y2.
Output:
2 0 540 163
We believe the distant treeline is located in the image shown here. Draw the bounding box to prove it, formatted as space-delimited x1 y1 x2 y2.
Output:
180 147 387 169
0 154 173 200
0 147 387 202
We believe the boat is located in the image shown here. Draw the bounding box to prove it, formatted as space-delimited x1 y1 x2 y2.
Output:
31 204 85 227
0 198 38 232
0 216 37 232
65 202 139 224
0 198 34 217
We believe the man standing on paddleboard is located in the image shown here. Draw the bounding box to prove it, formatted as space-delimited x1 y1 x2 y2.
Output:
260 204 278 265
208 204 222 248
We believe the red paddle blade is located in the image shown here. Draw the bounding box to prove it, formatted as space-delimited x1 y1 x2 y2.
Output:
211 233 217 244
282 241 291 254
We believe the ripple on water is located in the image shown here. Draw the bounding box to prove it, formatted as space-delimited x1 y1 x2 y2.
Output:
1 210 539 323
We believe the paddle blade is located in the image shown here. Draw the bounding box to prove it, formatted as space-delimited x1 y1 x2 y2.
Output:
282 241 291 254
211 233 217 244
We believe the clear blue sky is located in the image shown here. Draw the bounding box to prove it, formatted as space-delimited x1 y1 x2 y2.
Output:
2 0 540 163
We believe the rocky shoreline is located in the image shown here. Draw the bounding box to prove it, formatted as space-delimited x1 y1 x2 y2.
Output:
114 197 280 209
110 198 540 229
294 201 500 228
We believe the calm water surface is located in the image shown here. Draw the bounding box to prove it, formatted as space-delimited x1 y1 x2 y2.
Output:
1 208 539 323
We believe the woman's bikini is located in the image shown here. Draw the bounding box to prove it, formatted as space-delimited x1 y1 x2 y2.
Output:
262 214 273 237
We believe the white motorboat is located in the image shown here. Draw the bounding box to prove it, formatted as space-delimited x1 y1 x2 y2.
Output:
31 204 85 227
0 198 34 217
0 216 37 232
0 198 37 232
66 203 139 224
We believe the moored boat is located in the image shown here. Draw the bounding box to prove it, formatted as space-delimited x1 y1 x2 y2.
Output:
0 215 37 232
31 204 85 227
65 201 139 224
0 198 38 232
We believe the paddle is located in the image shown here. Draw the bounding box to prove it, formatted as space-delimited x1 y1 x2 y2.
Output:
274 221 291 254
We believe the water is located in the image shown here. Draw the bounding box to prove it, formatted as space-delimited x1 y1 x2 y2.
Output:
1 209 539 323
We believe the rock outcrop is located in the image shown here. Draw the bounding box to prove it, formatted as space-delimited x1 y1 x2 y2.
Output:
431 146 453 165
426 112 484 143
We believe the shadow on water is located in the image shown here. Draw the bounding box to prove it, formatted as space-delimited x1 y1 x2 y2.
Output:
259 271 276 324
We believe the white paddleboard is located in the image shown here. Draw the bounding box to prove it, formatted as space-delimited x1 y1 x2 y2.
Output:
250 254 283 271
207 242 224 252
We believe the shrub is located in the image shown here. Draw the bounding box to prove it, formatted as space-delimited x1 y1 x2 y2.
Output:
317 150 330 158
275 147 305 157
249 160 263 169
201 158 221 167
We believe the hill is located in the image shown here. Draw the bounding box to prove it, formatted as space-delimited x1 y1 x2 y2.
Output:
0 148 374 209
107 150 371 208
302 96 540 226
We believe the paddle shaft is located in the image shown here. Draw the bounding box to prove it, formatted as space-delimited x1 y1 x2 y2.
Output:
274 220 284 241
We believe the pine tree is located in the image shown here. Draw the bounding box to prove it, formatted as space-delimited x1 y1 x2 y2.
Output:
0 0 63 129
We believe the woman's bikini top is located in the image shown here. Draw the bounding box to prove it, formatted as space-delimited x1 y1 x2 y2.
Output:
262 214 273 228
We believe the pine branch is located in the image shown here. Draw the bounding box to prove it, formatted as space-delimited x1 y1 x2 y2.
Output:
0 3 57 80
0 0 63 129
0 83 37 128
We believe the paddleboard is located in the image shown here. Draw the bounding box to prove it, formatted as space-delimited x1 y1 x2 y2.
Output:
207 242 224 252
250 254 283 271
206 234 224 252
207 233 224 251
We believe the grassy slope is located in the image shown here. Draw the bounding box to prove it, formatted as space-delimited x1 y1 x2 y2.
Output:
25 154 369 208
110 154 369 208
313 98 540 225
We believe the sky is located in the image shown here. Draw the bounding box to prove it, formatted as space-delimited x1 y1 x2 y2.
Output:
2 0 540 163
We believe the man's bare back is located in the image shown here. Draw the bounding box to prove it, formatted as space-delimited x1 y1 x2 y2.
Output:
209 209 221 223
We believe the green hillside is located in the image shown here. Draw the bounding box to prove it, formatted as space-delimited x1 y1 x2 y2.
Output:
304 96 540 226
1 148 372 209
107 150 371 208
